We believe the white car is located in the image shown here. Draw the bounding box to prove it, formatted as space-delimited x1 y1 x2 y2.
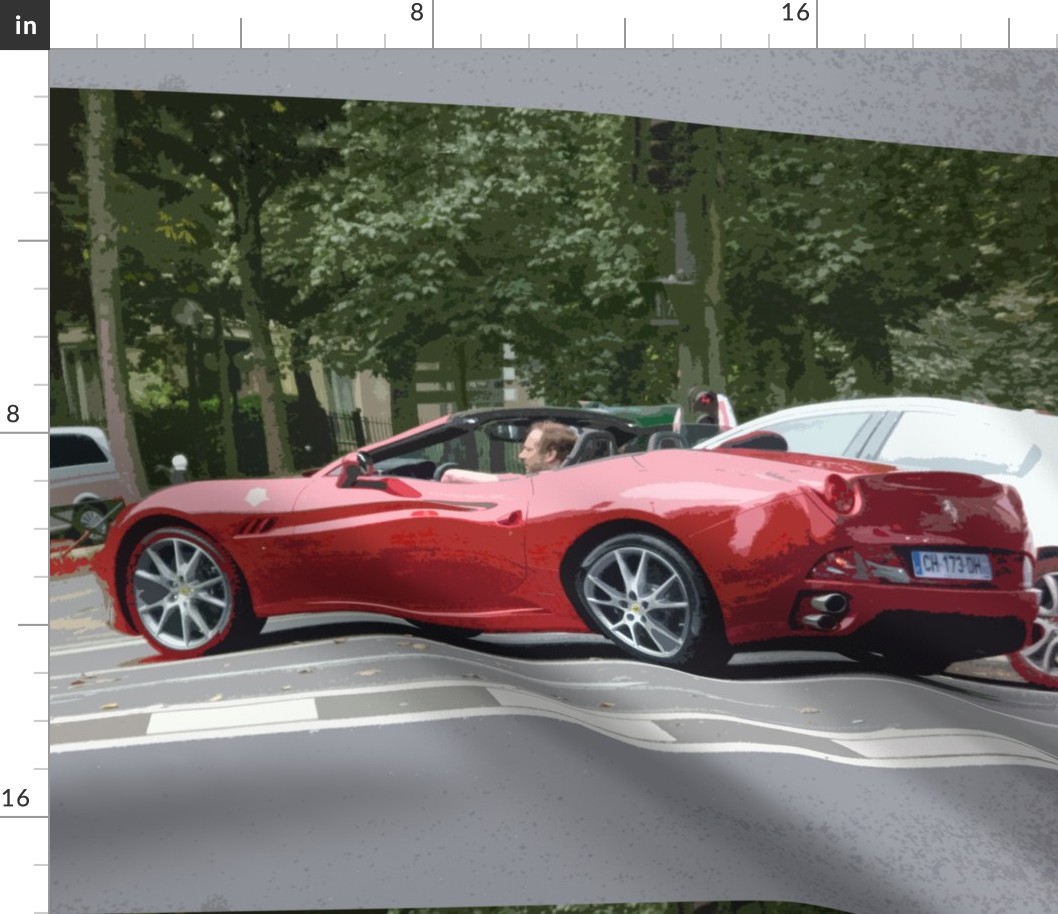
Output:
50 426 138 542
697 397 1058 688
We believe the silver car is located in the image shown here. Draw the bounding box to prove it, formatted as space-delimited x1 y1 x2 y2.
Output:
50 426 138 543
698 396 1058 688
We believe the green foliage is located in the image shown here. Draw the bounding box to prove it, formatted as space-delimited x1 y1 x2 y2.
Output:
53 87 1058 451
132 393 323 486
291 103 662 420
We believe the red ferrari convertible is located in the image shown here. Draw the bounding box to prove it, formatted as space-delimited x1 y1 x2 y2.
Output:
92 408 1039 674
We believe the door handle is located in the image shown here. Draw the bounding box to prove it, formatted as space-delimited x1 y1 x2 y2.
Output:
495 510 524 527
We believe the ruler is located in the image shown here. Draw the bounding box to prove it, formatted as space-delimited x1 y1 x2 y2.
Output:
4 2 1057 913
42 1 1058 50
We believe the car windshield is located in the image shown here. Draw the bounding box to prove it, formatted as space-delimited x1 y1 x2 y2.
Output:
697 410 875 458
876 411 1050 479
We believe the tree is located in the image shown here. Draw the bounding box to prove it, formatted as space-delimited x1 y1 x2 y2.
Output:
120 92 341 473
642 120 729 406
299 103 657 428
80 89 149 497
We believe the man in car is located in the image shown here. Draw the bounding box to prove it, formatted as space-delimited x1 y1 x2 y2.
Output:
441 421 577 483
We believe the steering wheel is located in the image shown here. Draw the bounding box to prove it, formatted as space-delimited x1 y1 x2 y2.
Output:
433 462 460 481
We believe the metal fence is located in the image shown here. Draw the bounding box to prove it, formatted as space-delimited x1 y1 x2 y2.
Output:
328 410 394 452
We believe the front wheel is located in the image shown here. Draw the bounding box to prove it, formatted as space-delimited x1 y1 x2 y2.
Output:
125 526 262 658
572 533 730 673
1009 569 1058 689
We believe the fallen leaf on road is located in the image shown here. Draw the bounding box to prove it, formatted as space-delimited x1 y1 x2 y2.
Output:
333 637 347 644
207 694 223 702
101 703 119 710
599 701 615 709
69 679 85 687
356 669 380 677
298 668 314 674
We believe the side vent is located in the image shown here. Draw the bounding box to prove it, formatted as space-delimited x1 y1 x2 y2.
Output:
235 517 278 536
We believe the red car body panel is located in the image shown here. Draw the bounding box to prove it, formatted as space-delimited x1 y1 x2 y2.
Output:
94 441 1037 658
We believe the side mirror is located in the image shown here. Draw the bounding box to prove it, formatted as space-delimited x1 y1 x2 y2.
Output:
338 450 376 487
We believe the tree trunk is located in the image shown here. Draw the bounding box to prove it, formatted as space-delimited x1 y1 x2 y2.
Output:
669 126 728 404
232 194 293 474
290 325 336 466
81 89 148 498
387 356 420 433
208 299 239 477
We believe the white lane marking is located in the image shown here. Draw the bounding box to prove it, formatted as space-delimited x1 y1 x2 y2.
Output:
147 697 318 735
51 637 146 656
50 680 1058 771
48 587 98 603
834 731 1058 765
47 646 652 699
487 686 675 743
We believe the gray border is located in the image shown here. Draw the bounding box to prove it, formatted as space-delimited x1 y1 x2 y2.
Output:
47 46 1057 914
50 49 1058 155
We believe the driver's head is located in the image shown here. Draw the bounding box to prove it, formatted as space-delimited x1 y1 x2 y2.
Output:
519 422 577 474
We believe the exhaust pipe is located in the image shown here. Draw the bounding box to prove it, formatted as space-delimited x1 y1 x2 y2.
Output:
810 593 849 615
800 613 839 631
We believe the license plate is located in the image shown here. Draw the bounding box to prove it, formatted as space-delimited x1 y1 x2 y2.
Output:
911 550 993 581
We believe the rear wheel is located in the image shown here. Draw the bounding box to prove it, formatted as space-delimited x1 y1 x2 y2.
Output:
125 526 262 658
572 533 730 673
1009 569 1058 689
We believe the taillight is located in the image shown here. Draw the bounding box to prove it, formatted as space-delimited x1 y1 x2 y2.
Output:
810 546 910 583
820 474 859 515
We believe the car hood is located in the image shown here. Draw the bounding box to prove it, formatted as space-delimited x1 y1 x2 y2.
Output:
118 477 312 525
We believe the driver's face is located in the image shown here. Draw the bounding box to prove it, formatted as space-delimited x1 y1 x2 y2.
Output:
518 429 556 474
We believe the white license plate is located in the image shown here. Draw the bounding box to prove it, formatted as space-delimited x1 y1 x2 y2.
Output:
911 550 993 581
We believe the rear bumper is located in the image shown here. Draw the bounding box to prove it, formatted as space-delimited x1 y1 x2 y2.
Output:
730 582 1037 660
846 609 1032 661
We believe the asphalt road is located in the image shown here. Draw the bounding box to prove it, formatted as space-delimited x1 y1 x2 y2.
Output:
49 574 1058 914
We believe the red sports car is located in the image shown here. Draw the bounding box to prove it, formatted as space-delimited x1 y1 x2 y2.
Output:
92 408 1039 674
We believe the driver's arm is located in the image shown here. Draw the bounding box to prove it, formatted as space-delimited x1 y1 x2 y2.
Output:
440 468 519 483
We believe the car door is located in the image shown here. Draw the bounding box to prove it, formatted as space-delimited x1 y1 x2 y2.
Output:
287 472 531 615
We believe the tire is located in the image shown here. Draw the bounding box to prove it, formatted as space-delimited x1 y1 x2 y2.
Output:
572 533 730 673
1009 569 1058 689
72 500 111 544
125 526 262 658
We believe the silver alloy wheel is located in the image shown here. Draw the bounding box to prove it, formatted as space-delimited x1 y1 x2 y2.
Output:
1018 571 1058 682
581 544 692 659
132 534 233 653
